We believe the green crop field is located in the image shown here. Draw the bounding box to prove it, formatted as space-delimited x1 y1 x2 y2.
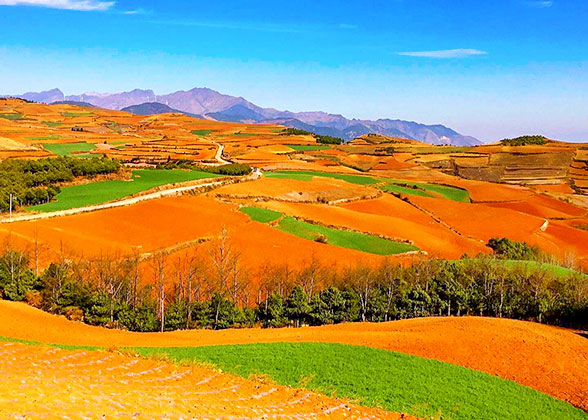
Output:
265 170 379 185
0 113 23 120
380 179 470 202
26 136 61 141
191 129 213 136
231 132 258 137
62 112 93 117
132 342 588 420
42 121 64 127
380 183 434 198
239 207 416 255
276 216 417 255
29 169 221 212
42 142 97 156
286 144 331 151
239 206 282 223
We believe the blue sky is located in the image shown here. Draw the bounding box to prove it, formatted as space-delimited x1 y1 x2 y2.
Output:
0 0 587 141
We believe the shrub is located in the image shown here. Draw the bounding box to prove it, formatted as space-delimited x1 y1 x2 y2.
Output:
207 163 251 176
314 233 328 244
500 135 547 146
315 134 343 145
63 306 84 322
487 237 539 260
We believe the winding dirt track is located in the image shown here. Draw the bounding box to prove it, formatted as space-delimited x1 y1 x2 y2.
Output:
1 301 586 411
0 342 412 419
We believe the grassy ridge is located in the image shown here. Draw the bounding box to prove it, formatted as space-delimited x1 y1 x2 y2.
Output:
42 142 96 156
30 169 220 212
133 342 588 420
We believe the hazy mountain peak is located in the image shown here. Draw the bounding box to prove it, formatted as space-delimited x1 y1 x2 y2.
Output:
10 86 481 145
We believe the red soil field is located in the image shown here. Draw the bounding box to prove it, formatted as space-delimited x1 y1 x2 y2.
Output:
0 341 411 419
440 178 534 202
1 300 586 411
485 193 588 219
0 195 386 283
260 199 487 259
214 177 378 203
409 196 588 261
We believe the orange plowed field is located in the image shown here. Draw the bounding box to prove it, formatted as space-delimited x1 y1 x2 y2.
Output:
485 193 587 219
1 301 586 411
215 177 378 203
0 341 410 420
0 195 384 276
440 178 534 202
408 196 588 260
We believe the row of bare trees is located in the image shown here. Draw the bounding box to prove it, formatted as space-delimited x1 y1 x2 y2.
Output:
1 233 587 331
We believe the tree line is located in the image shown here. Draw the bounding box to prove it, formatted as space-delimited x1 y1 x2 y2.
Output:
0 156 121 212
0 234 586 332
500 135 547 146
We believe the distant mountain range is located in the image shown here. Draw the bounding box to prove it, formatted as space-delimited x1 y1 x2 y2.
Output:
10 88 481 146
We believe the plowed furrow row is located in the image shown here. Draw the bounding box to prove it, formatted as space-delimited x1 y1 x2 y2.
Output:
0 343 413 420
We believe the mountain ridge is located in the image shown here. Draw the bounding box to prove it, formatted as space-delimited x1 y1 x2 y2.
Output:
7 88 481 145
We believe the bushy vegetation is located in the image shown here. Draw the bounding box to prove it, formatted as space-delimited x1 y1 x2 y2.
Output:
487 237 540 260
279 128 313 136
315 134 343 145
279 128 343 145
500 135 547 146
134 343 588 420
0 157 120 212
206 163 251 176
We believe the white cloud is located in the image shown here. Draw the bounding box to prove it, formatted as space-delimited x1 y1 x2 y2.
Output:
0 0 114 11
525 1 554 8
397 49 488 59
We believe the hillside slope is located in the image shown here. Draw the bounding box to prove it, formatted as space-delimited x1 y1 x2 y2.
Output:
1 300 586 410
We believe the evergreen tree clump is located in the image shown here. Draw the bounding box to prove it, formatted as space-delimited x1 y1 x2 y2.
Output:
0 156 121 212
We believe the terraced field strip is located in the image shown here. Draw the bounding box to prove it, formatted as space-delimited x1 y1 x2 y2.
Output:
0 342 409 419
265 170 379 185
134 343 588 420
29 169 222 212
42 141 97 156
0 112 23 120
265 170 470 202
240 207 418 255
62 111 93 117
286 144 332 151
384 180 471 202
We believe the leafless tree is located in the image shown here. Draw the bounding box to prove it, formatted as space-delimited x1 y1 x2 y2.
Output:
152 251 168 332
